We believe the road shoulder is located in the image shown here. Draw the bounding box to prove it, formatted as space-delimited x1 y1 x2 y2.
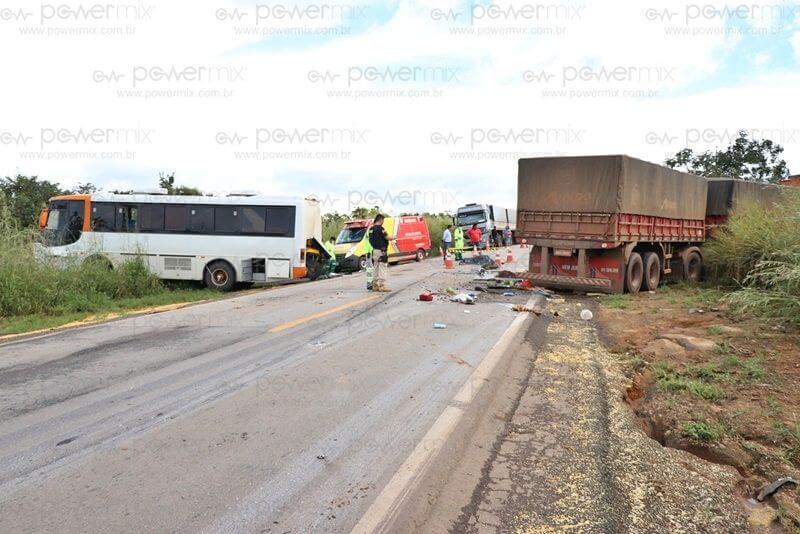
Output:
402 297 749 533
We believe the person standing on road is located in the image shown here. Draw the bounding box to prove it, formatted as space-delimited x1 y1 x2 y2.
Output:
368 214 394 292
467 224 482 252
442 225 453 263
503 225 512 247
453 225 465 261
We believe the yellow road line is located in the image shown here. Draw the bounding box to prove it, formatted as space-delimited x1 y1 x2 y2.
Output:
268 295 381 333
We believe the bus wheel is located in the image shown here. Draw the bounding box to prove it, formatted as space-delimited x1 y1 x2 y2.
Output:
643 252 661 291
415 249 425 262
683 251 703 283
204 261 235 291
625 252 644 294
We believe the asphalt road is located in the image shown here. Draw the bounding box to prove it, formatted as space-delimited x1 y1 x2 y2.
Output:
0 252 532 533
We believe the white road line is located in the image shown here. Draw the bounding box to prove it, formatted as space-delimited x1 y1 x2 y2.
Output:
351 296 538 534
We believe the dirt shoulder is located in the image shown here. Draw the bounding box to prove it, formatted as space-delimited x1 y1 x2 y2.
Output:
596 284 800 532
409 295 751 533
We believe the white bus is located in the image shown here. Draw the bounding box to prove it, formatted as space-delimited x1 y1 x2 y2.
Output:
38 192 330 290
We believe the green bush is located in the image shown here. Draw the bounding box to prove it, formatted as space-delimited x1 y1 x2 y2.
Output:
682 421 725 442
705 191 800 328
654 362 726 401
705 191 800 283
0 203 165 318
425 214 454 257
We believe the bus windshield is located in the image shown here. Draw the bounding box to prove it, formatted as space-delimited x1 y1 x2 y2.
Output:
42 200 84 247
457 210 486 226
336 227 367 244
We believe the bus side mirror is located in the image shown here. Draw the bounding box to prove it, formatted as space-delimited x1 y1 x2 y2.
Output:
38 208 48 230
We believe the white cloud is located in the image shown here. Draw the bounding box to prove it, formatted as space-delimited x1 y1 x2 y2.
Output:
0 0 798 212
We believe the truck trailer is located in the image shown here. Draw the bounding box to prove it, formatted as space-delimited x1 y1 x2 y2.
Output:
705 178 784 231
517 155 708 293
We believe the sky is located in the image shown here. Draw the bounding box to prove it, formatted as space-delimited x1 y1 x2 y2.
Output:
1 0 799 215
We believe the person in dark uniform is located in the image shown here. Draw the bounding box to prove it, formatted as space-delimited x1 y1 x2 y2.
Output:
368 214 394 292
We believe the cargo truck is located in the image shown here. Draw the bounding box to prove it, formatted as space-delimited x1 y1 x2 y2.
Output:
517 155 708 293
455 203 517 249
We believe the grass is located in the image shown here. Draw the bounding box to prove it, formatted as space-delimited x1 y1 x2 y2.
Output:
601 293 633 309
773 421 800 464
690 362 728 382
659 283 725 308
682 421 726 442
741 356 766 382
0 289 222 336
0 200 227 335
705 191 800 329
707 325 724 336
654 362 726 401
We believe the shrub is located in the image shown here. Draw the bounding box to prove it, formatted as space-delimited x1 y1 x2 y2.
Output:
682 421 725 442
0 213 164 318
705 191 800 328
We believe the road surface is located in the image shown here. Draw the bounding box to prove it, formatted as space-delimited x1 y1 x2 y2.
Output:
0 252 535 532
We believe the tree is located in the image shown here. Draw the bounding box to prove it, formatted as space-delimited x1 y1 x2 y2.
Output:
71 182 99 194
665 130 790 183
158 172 202 195
350 206 381 219
0 175 65 227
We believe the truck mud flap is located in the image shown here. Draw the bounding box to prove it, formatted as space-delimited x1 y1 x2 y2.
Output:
518 272 614 293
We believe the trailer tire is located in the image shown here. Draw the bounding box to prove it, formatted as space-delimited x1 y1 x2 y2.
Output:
643 252 661 291
204 260 236 291
625 252 644 294
683 251 703 283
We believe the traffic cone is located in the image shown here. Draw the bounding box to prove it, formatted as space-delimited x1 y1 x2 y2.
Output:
506 248 514 263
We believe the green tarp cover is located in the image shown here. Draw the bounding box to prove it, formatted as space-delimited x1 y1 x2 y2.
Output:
518 155 708 220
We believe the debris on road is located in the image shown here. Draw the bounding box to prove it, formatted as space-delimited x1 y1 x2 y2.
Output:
756 477 799 502
460 255 497 269
450 293 476 305
503 292 515 297
316 455 326 460
580 309 594 321
418 292 434 302
433 323 447 329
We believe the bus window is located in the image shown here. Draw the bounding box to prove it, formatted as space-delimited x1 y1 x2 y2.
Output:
44 200 85 246
139 204 165 232
165 205 188 232
188 206 214 234
215 207 241 233
116 205 139 232
241 207 266 234
265 206 295 237
91 203 116 232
